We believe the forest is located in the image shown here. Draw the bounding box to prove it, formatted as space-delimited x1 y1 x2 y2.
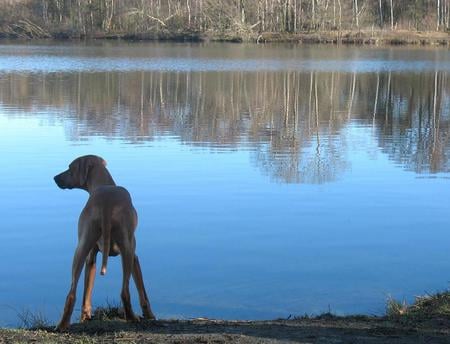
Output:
1 0 449 40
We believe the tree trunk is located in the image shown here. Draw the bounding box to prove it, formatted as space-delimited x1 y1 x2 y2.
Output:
312 0 315 28
437 0 441 30
337 0 342 29
390 0 394 29
287 0 292 31
378 0 383 27
187 0 191 26
77 0 84 35
88 0 94 31
262 0 267 31
294 0 297 31
333 0 336 27
445 0 450 30
42 0 48 25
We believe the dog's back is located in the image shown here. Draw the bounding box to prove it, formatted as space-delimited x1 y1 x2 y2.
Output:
86 185 137 275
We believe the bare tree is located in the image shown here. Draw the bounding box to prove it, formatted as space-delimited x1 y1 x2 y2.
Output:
390 0 394 29
1 0 449 37
378 0 383 27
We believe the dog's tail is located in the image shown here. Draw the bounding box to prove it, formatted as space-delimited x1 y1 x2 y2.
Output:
100 209 111 275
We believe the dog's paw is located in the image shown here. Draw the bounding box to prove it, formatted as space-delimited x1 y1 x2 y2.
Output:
144 313 156 320
55 322 70 332
80 313 92 322
126 313 141 323
142 305 156 320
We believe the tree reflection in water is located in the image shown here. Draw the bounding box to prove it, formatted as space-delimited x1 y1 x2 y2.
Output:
0 69 448 182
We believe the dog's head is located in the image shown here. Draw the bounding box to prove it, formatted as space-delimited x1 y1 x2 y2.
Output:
54 155 107 190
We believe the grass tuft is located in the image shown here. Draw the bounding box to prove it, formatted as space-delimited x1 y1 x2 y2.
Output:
386 290 450 319
386 296 408 317
16 309 50 330
91 300 125 321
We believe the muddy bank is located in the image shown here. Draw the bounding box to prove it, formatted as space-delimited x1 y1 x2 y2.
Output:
1 29 449 46
1 315 450 343
251 29 450 45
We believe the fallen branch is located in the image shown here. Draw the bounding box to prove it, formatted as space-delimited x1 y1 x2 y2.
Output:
10 19 51 38
126 8 167 27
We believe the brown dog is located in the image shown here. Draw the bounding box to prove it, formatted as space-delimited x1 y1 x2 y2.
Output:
54 155 155 330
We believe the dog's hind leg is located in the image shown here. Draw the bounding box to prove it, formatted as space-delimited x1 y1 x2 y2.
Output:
118 236 139 322
81 247 98 322
56 222 100 331
132 254 156 319
56 242 93 331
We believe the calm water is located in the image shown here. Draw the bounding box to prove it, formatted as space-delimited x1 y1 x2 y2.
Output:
0 42 449 326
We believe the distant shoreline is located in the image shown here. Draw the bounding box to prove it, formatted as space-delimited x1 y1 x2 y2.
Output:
1 29 449 46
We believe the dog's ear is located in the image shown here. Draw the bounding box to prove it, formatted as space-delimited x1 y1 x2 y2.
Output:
70 157 93 187
80 158 93 186
70 155 106 187
81 156 108 185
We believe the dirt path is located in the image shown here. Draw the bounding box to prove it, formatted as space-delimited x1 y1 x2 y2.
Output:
1 316 450 343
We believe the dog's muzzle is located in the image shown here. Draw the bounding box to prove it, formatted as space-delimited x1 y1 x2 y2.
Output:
54 174 67 189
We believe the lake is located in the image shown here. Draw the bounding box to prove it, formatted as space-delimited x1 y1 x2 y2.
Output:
0 41 449 327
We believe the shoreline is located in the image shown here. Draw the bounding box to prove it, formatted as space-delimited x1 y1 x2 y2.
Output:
1 29 449 46
1 315 450 343
2 291 450 343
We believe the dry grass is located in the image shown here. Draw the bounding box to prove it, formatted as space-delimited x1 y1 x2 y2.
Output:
387 291 450 319
90 300 125 321
16 309 50 330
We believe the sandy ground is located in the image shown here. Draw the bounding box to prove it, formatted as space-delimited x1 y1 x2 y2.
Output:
1 316 450 343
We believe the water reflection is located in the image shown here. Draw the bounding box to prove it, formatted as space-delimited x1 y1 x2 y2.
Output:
0 69 449 182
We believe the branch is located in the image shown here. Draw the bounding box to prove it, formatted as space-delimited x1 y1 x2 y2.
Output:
126 8 167 27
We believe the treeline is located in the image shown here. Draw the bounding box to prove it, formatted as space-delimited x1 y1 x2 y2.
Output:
1 0 450 39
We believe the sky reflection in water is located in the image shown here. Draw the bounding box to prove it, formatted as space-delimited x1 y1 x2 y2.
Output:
0 42 449 326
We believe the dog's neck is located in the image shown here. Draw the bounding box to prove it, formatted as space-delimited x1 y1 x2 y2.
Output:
86 165 116 194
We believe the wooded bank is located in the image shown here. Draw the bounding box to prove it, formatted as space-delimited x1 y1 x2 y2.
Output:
1 0 450 43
